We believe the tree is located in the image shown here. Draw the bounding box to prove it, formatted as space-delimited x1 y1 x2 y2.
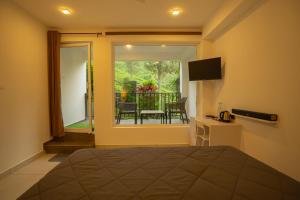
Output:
114 60 180 93
144 60 180 92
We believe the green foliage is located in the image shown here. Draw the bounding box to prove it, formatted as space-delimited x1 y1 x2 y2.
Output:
122 79 137 102
66 120 94 129
141 79 157 87
114 60 180 93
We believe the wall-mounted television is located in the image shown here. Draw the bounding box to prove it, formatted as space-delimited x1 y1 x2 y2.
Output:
188 57 222 81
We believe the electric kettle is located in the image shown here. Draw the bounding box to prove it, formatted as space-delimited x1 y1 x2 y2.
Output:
219 111 231 122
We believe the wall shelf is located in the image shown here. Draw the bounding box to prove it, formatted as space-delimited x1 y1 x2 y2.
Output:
233 114 278 124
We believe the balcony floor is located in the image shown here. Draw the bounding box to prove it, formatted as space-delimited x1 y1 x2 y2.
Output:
66 119 94 129
66 118 189 128
118 118 187 125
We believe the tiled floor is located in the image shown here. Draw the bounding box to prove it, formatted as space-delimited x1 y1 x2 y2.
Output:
0 154 60 200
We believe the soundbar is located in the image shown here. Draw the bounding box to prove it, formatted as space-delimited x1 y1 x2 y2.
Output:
232 109 278 122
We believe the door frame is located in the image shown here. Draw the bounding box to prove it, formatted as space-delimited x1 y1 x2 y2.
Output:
60 42 93 133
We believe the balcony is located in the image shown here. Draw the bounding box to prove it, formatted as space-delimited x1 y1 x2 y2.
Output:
115 92 189 125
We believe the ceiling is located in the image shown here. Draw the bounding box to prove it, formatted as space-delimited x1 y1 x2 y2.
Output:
13 0 224 30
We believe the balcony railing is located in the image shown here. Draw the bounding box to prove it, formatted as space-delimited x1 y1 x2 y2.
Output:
115 92 181 115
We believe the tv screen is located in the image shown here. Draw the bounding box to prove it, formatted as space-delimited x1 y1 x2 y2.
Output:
188 57 222 81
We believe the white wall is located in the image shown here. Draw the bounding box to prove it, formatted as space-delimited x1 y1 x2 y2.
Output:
61 47 87 126
0 0 50 173
188 81 197 117
180 59 197 118
200 0 300 181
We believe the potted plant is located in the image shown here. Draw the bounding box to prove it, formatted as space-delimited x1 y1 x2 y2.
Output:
137 80 159 110
137 79 158 93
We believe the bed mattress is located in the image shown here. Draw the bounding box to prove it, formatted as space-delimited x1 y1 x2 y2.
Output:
18 146 300 200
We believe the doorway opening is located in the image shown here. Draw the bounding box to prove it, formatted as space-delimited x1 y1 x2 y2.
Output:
60 43 94 133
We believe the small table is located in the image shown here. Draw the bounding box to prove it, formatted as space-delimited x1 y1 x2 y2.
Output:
140 110 165 124
190 117 242 148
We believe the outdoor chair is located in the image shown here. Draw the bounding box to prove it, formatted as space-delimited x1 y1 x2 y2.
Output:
166 97 189 124
116 102 137 124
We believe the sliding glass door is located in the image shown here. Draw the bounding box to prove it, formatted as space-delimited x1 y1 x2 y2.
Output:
60 43 93 133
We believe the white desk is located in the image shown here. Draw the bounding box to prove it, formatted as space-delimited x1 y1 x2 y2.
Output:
189 117 242 149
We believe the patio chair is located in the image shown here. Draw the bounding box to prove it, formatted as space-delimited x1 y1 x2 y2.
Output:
116 102 137 124
166 97 189 124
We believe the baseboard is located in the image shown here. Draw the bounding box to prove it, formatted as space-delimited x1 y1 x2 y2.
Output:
96 144 190 149
0 150 44 179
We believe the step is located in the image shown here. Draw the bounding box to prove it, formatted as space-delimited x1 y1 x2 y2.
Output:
44 133 95 154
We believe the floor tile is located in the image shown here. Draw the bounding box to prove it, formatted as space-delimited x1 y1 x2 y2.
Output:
13 154 59 175
0 153 61 200
0 174 43 200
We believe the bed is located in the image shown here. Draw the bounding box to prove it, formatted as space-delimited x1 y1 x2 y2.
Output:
18 146 300 200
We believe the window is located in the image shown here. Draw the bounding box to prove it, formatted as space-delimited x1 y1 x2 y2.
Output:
114 44 196 125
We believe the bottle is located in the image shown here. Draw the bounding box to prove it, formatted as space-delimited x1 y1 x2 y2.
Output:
217 102 223 118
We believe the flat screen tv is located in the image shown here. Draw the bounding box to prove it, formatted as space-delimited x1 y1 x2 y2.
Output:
188 57 222 81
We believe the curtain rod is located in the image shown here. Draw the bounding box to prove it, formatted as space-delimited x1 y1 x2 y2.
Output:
60 32 102 37
105 31 202 35
60 31 202 36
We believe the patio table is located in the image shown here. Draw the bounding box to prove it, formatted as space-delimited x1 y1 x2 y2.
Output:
140 110 165 124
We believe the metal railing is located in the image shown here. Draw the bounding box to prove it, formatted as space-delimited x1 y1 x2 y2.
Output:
85 92 181 119
115 92 181 116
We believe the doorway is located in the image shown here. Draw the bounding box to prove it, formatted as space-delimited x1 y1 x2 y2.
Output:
60 43 94 133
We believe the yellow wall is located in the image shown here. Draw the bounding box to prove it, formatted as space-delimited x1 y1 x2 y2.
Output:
202 0 300 180
0 0 50 173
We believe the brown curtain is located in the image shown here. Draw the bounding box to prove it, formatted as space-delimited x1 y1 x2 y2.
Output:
47 31 65 137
